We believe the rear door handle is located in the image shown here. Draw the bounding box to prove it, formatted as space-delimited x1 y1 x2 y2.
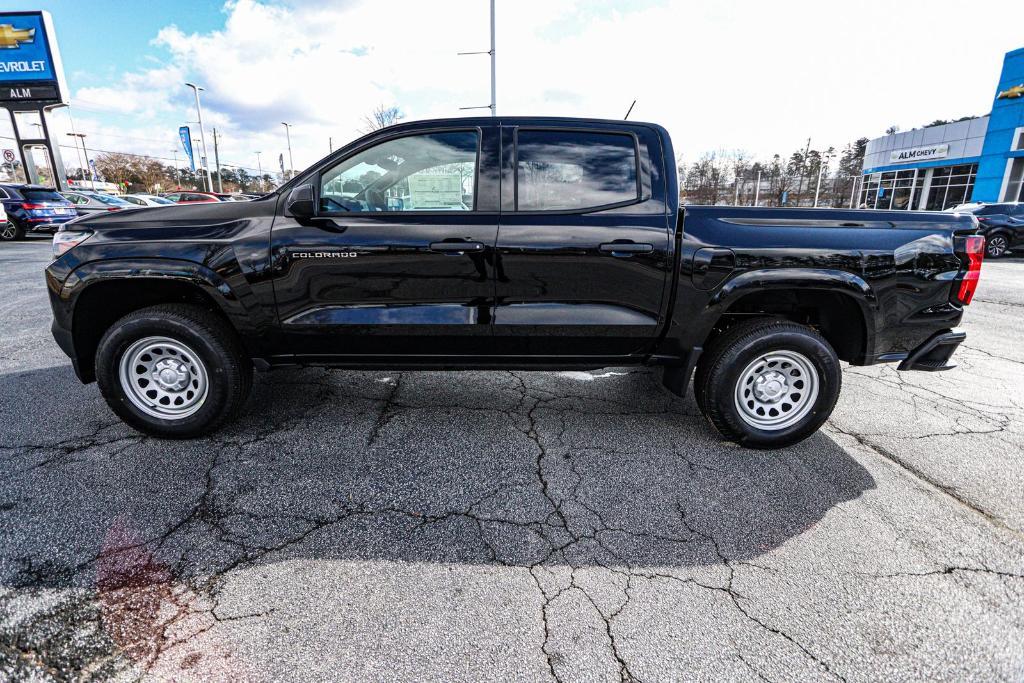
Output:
429 240 485 254
599 241 654 255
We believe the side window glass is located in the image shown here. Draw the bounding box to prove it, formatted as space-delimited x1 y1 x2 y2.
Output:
515 130 639 211
320 131 478 213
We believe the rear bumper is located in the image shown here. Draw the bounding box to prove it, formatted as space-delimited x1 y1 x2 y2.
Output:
897 329 966 372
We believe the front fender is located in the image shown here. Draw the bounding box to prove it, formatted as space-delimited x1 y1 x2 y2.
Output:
59 257 250 329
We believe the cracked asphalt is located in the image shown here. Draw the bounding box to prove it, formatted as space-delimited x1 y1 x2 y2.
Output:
1 238 1023 681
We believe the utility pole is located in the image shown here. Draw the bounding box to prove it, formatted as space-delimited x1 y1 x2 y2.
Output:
329 137 332 153
255 151 264 191
753 169 761 206
212 128 223 192
281 122 294 179
458 0 496 115
489 0 496 116
66 132 93 190
814 150 834 208
172 150 181 188
185 82 214 193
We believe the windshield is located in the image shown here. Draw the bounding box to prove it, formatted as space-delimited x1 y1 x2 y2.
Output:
22 189 67 203
148 196 175 205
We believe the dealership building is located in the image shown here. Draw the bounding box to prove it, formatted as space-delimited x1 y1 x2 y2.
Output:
860 47 1024 211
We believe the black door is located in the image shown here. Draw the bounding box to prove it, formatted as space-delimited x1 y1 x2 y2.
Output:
270 126 500 359
492 125 673 358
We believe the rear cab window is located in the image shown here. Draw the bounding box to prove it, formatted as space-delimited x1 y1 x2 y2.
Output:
514 129 640 212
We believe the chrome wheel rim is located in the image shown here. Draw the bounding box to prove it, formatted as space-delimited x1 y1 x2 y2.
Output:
0 224 15 240
734 350 819 431
987 236 1007 257
118 336 209 420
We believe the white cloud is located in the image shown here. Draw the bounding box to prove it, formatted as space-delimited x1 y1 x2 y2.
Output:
55 0 1024 177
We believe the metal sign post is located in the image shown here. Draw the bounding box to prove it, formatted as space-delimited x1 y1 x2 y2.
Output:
0 11 70 190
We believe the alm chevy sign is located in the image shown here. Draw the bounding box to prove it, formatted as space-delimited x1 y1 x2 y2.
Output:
890 144 949 164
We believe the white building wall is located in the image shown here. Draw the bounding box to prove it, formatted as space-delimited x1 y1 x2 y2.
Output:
863 117 989 172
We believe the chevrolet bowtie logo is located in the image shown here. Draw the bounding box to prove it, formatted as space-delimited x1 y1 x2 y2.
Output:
0 24 35 50
997 84 1024 100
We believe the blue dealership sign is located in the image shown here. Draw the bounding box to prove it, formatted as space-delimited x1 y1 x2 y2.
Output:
179 126 196 172
0 11 67 103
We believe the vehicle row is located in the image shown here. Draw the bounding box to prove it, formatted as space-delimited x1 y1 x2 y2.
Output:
0 183 260 241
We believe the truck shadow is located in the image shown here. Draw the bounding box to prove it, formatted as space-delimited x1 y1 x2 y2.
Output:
0 364 876 588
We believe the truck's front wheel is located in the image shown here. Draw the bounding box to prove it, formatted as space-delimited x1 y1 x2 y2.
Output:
694 319 841 449
95 304 253 438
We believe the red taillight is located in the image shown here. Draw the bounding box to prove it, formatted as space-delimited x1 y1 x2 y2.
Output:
957 235 985 305
21 202 46 210
106 207 120 211
977 216 989 222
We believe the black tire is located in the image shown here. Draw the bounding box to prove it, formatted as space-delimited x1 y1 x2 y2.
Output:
0 220 24 242
95 304 253 438
985 233 1009 259
693 318 841 449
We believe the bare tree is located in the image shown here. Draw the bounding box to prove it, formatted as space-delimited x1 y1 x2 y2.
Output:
362 105 404 133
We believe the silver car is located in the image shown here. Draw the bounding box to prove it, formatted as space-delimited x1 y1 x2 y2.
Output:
62 191 136 215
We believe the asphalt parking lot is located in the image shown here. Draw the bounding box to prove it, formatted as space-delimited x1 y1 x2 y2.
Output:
1 238 1022 681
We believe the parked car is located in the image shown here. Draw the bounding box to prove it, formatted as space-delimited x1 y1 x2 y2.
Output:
0 183 77 241
121 194 176 207
162 191 221 204
62 191 137 216
46 116 985 448
948 202 1023 258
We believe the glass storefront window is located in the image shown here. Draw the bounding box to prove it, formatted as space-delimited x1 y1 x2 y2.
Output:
924 163 977 210
1003 158 1024 202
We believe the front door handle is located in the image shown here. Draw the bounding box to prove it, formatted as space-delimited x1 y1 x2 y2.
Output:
430 240 485 254
599 241 654 256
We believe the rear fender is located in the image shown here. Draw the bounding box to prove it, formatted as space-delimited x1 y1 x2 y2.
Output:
698 268 880 362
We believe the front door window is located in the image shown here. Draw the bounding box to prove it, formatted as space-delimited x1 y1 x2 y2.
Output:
319 131 478 213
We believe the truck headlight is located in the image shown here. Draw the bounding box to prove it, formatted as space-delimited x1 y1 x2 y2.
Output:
52 230 93 258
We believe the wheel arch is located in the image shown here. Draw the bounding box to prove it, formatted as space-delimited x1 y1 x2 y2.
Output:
63 259 248 382
701 269 878 365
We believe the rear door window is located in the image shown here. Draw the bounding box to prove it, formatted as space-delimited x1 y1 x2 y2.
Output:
515 130 639 211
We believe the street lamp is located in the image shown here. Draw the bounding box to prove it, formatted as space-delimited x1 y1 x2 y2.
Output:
185 82 214 193
66 132 94 190
281 122 294 179
255 151 264 191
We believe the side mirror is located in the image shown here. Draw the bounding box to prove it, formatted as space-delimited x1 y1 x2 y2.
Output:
286 183 315 217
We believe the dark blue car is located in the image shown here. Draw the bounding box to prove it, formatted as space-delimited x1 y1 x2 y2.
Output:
0 183 78 241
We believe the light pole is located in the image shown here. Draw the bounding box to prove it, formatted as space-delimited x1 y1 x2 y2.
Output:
185 82 214 193
66 132 94 190
255 151 264 191
281 122 294 179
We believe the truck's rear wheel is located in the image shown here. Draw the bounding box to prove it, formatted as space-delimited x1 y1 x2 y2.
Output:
95 304 252 438
694 318 840 449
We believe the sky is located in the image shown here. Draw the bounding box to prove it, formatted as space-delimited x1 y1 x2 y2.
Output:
2 0 1023 178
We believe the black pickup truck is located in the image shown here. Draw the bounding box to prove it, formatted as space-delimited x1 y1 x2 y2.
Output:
45 117 985 448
